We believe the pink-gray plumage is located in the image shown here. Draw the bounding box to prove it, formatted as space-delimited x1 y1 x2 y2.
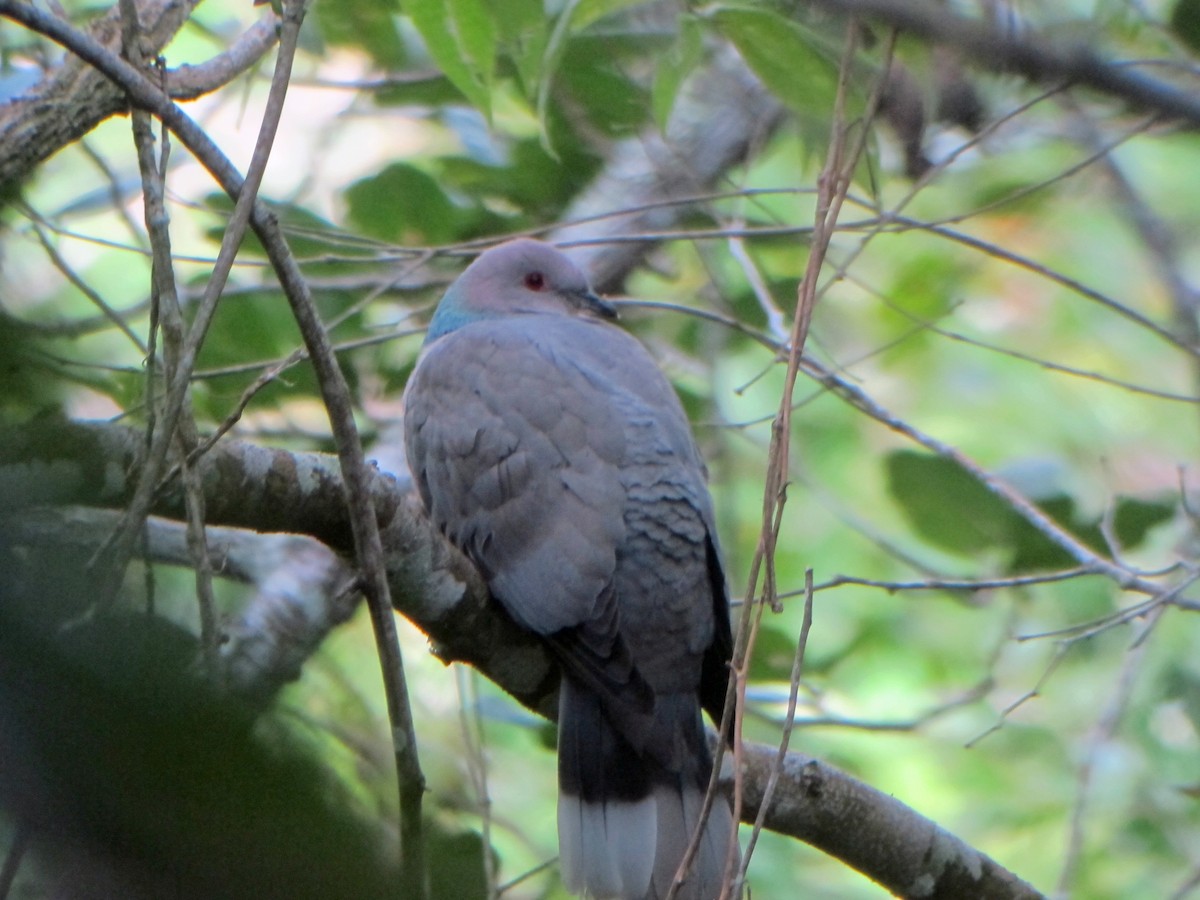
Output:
403 238 737 899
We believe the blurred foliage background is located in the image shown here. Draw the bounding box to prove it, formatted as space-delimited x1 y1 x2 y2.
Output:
3 0 1200 897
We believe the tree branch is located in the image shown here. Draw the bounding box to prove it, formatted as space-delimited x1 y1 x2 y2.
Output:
0 417 1046 897
0 0 278 196
808 0 1200 126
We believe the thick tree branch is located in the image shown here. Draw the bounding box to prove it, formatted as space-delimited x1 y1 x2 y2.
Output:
3 506 359 708
738 743 1043 899
0 418 1045 898
0 0 278 196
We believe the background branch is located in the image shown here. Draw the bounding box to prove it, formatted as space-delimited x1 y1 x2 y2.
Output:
808 0 1200 125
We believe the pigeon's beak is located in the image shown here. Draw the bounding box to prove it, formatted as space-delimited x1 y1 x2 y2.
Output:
580 289 618 320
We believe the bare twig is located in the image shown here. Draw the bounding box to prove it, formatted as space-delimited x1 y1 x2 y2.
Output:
1056 635 1150 895
25 214 147 353
715 24 887 900
0 2 429 890
736 569 814 895
119 2 220 667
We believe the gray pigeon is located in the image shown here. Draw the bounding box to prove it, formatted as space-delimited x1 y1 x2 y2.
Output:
403 239 737 899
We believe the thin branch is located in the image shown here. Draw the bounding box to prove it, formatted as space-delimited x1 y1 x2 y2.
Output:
25 214 147 353
737 569 814 894
807 0 1200 126
163 16 279 100
1056 635 1150 895
809 568 1099 595
119 3 219 668
0 3 429 890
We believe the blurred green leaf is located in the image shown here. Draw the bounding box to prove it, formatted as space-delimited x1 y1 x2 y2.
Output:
887 451 1176 572
885 450 1016 556
709 7 841 140
748 625 801 682
556 35 654 137
428 825 489 900
1113 495 1175 549
569 0 648 31
492 0 548 93
449 0 499 91
0 316 60 415
374 73 467 107
1170 0 1200 53
346 163 459 243
1163 666 1200 736
652 15 704 132
403 0 495 117
439 132 599 222
314 0 406 68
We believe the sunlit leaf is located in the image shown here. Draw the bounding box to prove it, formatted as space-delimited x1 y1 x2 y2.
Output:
403 0 495 116
709 7 841 132
492 0 548 93
887 451 1176 572
569 0 647 31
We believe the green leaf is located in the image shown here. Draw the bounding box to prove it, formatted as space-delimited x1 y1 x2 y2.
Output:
748 625 801 682
439 131 600 221
345 163 458 243
374 73 466 108
1170 0 1200 54
428 824 490 900
568 0 648 31
1113 495 1176 550
449 0 498 90
492 0 548 94
555 36 653 137
652 15 704 132
314 0 406 68
887 451 1176 572
402 0 496 116
886 450 1017 556
709 7 841 127
1007 494 1084 573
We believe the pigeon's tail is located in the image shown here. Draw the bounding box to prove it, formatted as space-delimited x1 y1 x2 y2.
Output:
556 679 738 900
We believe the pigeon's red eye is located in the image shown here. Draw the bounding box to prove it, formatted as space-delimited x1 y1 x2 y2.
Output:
524 271 546 291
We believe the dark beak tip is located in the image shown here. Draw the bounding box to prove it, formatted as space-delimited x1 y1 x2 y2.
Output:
586 291 619 320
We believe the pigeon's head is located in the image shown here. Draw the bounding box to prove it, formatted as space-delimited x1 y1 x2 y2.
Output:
425 239 616 342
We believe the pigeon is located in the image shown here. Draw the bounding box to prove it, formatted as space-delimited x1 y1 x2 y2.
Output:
403 239 737 899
